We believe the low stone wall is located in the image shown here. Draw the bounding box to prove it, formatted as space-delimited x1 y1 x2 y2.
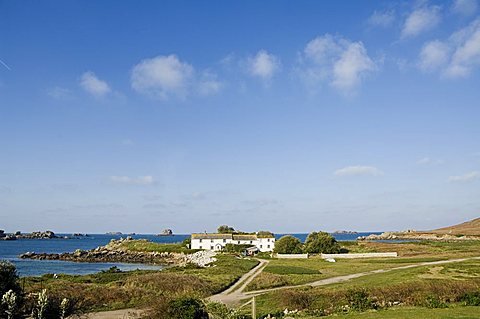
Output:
321 252 398 259
274 253 309 259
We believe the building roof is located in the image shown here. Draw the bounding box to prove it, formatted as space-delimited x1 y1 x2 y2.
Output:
191 233 232 240
232 234 257 241
191 232 274 240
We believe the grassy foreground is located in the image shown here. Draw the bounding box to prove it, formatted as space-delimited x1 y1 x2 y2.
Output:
311 306 480 319
23 255 258 312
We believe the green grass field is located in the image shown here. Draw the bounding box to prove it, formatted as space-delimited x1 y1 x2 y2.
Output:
304 306 480 319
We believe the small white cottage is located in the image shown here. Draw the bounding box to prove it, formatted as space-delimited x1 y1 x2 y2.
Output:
190 232 275 252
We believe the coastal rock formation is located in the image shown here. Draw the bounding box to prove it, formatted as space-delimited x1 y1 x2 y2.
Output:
0 230 59 240
157 229 173 236
357 231 479 241
19 237 216 267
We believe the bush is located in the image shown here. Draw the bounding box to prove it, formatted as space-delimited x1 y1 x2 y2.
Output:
165 297 208 319
460 291 480 306
345 288 374 312
0 261 21 296
224 244 252 253
279 289 314 309
274 235 303 254
304 231 340 254
425 295 448 309
206 302 249 319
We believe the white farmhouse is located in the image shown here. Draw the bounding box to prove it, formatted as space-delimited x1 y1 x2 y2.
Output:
191 232 275 252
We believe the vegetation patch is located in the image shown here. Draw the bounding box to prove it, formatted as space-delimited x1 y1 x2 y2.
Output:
265 265 320 275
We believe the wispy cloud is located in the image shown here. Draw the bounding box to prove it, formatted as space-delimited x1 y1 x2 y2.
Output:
298 34 376 95
417 157 444 165
418 18 480 78
110 175 155 185
197 70 222 96
448 171 480 182
247 50 281 81
131 54 222 100
0 59 11 71
401 4 441 38
367 10 395 28
452 0 478 16
80 71 111 97
47 86 73 99
418 40 450 72
334 166 384 177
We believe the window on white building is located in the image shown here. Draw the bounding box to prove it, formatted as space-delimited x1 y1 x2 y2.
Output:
199 239 202 243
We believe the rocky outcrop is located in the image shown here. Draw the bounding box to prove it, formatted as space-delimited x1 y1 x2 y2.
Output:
157 229 173 236
332 230 358 234
19 237 217 267
1 230 59 240
357 231 480 241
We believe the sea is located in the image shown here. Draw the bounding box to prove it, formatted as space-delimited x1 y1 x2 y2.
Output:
0 232 381 277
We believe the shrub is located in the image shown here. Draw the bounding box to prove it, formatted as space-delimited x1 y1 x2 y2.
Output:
206 302 248 319
224 244 252 253
345 288 374 312
304 231 340 254
165 297 208 319
0 261 21 296
274 235 303 254
460 291 480 306
279 289 314 310
425 295 448 309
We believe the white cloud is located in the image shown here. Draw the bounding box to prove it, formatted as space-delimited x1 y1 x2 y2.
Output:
401 5 441 38
448 171 480 182
47 86 73 99
334 166 384 177
131 54 222 99
110 175 155 185
418 19 480 78
444 19 480 77
452 0 478 16
418 40 450 71
299 34 376 94
417 157 444 165
197 71 222 96
131 55 193 100
247 50 281 80
80 71 111 97
367 10 395 28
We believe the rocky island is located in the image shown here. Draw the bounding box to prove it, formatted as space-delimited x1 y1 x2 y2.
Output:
0 230 60 240
157 229 173 236
333 230 358 234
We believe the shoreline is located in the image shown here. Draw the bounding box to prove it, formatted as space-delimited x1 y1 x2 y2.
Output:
358 231 480 241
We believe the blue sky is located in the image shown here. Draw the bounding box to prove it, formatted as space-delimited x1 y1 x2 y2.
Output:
1 0 479 233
